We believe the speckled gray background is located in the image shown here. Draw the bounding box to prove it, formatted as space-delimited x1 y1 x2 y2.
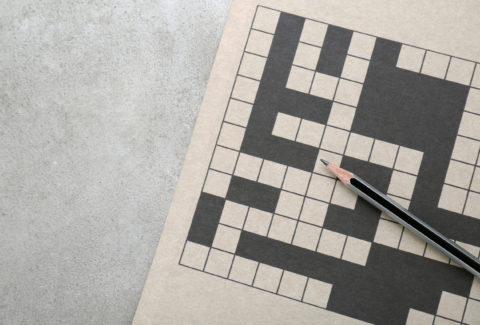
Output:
0 1 230 324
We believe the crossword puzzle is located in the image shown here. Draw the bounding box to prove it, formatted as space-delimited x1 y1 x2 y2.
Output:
179 6 480 324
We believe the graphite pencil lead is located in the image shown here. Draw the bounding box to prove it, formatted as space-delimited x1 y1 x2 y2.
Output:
320 159 329 166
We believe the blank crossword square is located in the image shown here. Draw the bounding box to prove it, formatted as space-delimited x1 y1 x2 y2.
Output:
348 32 376 59
327 102 356 130
220 201 248 229
232 76 260 103
180 241 210 270
287 66 315 93
421 51 450 79
296 119 325 147
252 6 280 34
268 214 296 243
246 30 273 56
341 55 369 83
451 136 480 164
293 42 321 70
203 170 231 198
334 79 362 107
438 185 467 214
243 208 273 236
212 224 241 253
437 291 467 322
345 132 373 161
394 146 423 175
445 160 474 189
239 52 267 80
320 126 349 154
276 191 304 219
229 256 258 285
277 271 307 300
204 249 234 277
299 198 328 226
282 166 311 195
446 57 475 86
458 112 480 140
218 122 245 150
253 264 283 292
317 229 346 258
310 72 338 100
300 19 328 46
211 146 239 174
272 112 301 140
370 140 398 168
234 153 263 181
397 45 425 73
342 236 371 266
307 174 336 202
258 160 287 188
302 278 332 308
225 99 253 127
292 222 322 250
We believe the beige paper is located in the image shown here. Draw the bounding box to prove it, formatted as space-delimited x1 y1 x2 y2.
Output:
134 0 480 324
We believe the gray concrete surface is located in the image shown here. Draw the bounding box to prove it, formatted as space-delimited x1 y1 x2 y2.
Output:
0 1 230 324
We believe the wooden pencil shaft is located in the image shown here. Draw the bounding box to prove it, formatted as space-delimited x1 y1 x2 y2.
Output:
348 176 480 278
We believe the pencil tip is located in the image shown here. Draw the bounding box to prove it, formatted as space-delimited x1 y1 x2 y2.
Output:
320 159 329 166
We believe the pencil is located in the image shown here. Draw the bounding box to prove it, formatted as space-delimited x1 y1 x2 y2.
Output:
321 159 480 278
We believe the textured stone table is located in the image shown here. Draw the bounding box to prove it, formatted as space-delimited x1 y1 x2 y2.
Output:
0 1 230 323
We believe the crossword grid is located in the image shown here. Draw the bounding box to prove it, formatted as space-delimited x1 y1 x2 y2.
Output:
395 44 480 223
179 5 480 324
275 17 480 267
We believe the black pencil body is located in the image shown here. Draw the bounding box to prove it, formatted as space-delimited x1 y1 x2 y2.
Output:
349 176 480 278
